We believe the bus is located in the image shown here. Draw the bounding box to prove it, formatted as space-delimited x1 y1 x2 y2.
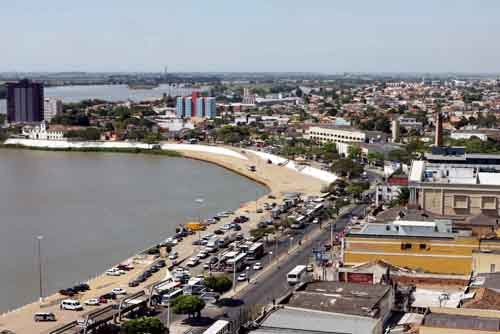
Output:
203 320 232 334
287 265 307 285
226 252 247 272
247 242 264 260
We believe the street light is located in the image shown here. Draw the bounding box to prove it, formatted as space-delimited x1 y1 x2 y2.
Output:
36 235 44 303
195 197 204 249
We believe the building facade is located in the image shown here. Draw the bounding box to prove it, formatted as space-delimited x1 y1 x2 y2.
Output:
22 122 64 140
43 98 63 122
305 125 367 144
175 95 217 119
7 79 44 123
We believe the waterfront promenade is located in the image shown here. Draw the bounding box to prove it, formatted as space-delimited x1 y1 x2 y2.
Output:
0 142 328 333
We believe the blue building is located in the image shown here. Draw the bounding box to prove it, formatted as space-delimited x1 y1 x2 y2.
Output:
196 98 204 117
205 97 216 118
184 97 192 117
176 97 185 118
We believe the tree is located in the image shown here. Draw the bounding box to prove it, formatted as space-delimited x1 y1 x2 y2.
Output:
331 159 363 178
390 187 410 207
121 317 168 334
204 275 232 294
171 295 205 318
348 145 362 160
367 151 384 166
346 183 364 199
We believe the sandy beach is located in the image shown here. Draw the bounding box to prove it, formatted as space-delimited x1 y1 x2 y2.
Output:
0 145 326 334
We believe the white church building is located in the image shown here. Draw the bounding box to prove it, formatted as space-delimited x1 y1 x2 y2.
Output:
22 122 65 141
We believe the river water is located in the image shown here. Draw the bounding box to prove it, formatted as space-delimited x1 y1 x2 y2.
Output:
0 83 210 114
0 149 267 313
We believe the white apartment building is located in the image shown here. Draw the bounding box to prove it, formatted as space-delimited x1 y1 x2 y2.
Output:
44 98 63 122
305 125 367 144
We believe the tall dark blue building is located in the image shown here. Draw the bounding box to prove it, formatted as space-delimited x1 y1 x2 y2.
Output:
7 79 44 123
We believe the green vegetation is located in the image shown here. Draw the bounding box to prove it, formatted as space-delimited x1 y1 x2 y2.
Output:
51 111 90 126
346 181 370 199
358 115 391 133
65 127 102 140
446 137 500 154
331 158 363 178
0 145 181 156
216 125 251 144
121 317 168 334
204 275 233 294
367 151 384 165
171 295 206 318
250 226 275 239
390 187 410 207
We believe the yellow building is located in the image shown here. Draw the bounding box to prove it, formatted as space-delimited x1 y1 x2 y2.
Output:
473 247 500 274
343 220 478 275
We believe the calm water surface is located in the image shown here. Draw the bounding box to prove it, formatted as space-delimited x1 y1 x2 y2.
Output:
0 83 210 114
0 150 267 312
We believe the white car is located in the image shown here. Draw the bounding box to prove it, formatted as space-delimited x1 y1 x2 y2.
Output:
169 251 178 260
253 262 263 270
60 299 83 311
84 298 100 306
237 273 247 282
312 218 320 224
106 268 122 276
221 224 232 231
197 251 209 259
111 288 126 295
187 257 199 267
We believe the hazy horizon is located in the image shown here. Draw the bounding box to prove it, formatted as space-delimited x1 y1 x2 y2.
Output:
2 0 500 73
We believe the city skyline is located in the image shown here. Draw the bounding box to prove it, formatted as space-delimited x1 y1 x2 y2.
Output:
2 0 500 73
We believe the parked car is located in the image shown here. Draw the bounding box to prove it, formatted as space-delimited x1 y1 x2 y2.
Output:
128 280 140 287
59 288 77 297
33 312 56 322
209 257 219 264
60 299 83 311
156 260 166 267
221 224 232 231
306 264 314 272
312 218 320 224
236 233 244 240
232 224 242 231
100 293 116 300
111 288 126 295
187 257 199 267
197 251 209 259
73 283 90 292
169 251 179 260
268 195 276 199
214 229 224 235
256 208 263 213
106 268 122 276
253 262 263 270
84 299 100 306
237 273 247 281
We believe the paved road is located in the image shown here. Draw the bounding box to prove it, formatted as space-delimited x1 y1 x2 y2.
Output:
179 204 369 333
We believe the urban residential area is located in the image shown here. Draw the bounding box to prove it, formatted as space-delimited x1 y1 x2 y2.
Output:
1 2 500 334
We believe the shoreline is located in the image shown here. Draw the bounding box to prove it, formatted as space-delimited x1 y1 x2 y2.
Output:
0 143 325 333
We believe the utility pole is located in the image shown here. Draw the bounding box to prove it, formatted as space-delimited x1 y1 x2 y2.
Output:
36 235 44 302
233 260 236 291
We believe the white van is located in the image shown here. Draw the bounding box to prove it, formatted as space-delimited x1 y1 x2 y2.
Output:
60 299 83 311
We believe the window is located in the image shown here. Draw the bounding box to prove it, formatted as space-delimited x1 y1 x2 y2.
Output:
481 197 497 210
491 264 496 273
419 243 427 250
401 243 412 250
453 195 469 209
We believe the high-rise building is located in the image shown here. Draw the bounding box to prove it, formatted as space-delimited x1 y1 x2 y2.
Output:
175 95 217 119
196 98 205 117
205 97 216 118
176 97 185 117
43 98 63 122
184 97 192 117
7 79 44 123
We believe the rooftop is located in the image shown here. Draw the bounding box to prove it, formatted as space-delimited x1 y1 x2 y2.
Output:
423 312 500 331
258 307 377 334
350 220 456 238
286 281 391 318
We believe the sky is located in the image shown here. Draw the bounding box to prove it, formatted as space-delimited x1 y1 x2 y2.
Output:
1 0 500 73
